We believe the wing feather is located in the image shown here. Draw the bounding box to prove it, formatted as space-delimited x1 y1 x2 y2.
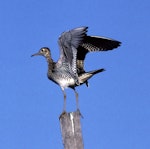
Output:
77 35 121 73
57 27 121 75
58 27 88 65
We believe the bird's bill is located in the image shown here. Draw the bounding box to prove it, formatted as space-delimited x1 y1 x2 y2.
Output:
31 52 41 57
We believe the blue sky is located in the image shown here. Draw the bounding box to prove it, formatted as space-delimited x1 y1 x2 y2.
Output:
0 0 150 148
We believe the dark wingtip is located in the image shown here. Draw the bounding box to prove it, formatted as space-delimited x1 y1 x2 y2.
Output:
118 41 122 47
101 68 106 72
110 39 122 49
99 68 106 73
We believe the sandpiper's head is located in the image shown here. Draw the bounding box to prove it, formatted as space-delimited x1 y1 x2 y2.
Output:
31 47 51 57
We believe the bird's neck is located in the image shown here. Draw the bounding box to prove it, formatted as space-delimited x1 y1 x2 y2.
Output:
46 56 54 72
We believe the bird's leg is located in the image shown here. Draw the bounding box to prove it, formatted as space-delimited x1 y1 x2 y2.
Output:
74 89 83 118
63 91 67 112
74 90 79 110
59 90 67 119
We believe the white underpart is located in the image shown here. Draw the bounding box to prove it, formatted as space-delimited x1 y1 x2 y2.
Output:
59 78 75 89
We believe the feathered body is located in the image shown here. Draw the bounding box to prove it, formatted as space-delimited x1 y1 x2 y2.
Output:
32 27 121 111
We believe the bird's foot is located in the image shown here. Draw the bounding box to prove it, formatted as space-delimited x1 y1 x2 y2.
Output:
59 110 67 120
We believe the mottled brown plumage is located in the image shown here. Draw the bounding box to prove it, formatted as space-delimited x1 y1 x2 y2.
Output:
32 27 121 112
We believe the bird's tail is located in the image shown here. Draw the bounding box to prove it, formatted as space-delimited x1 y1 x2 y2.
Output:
78 68 105 86
88 68 105 75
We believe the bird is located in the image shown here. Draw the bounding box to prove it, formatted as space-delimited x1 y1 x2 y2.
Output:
31 26 121 113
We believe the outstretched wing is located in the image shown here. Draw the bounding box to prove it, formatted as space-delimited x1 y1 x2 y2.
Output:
77 35 121 73
58 27 88 73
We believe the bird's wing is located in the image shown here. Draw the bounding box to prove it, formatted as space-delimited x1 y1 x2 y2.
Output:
77 36 121 73
58 27 88 73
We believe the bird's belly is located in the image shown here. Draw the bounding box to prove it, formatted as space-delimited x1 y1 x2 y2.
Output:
58 78 75 88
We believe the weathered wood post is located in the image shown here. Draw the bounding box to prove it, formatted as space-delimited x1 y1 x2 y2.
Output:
59 110 84 149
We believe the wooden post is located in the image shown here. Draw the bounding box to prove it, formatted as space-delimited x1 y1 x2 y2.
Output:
59 110 84 149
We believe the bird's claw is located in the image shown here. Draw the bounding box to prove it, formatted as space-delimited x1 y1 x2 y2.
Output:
59 110 67 119
77 109 84 118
